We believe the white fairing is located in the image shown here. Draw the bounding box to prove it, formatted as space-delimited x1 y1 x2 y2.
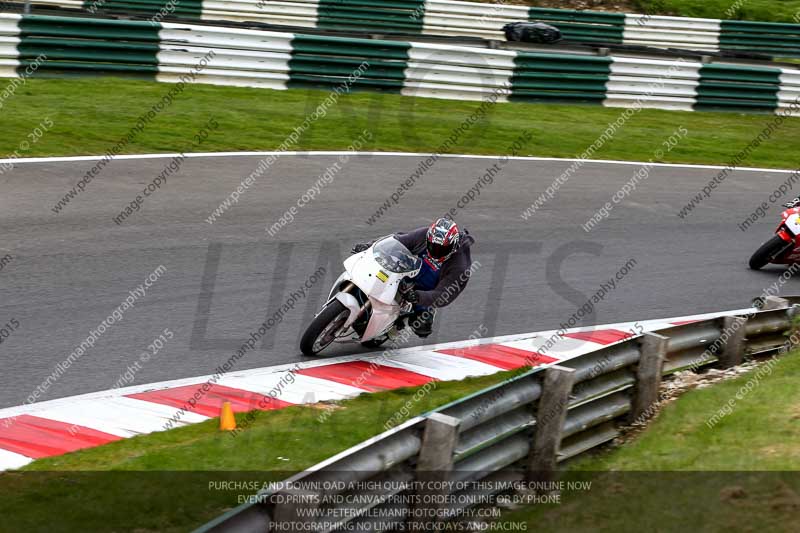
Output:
327 237 422 342
786 214 800 235
345 252 408 305
362 299 400 340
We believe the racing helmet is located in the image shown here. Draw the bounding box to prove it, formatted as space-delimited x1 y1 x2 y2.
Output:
426 218 461 262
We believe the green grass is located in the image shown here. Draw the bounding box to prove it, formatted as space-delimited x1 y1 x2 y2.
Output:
494 0 800 23
498 352 800 532
635 0 800 22
3 77 800 170
0 371 515 533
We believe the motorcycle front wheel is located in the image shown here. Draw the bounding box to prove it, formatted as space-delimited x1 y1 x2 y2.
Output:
749 235 790 270
300 300 349 356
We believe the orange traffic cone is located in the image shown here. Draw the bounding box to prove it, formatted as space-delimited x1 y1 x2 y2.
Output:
219 401 236 431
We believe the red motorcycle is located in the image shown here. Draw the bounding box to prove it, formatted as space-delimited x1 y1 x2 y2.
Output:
749 206 800 270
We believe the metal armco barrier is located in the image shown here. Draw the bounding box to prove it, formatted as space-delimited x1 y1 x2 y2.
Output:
1 13 800 114
22 0 800 58
195 297 800 532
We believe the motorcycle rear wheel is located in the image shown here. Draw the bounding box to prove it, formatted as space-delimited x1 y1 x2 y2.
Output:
749 235 790 270
300 300 349 356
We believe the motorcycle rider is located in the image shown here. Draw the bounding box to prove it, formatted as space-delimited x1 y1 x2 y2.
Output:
352 218 475 338
785 198 800 209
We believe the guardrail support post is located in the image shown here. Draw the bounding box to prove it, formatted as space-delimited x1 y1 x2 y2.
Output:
272 488 320 531
526 366 575 483
717 316 748 368
630 333 667 423
409 413 461 530
761 296 789 310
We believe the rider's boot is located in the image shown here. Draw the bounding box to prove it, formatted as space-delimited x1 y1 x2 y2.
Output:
410 308 435 338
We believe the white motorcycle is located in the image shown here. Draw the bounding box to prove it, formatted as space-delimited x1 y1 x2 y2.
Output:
300 236 421 356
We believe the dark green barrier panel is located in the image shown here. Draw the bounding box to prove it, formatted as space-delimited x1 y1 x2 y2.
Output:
719 20 800 57
288 34 409 93
528 7 625 44
720 20 800 35
510 52 611 103
18 37 160 63
316 0 425 33
694 63 781 113
18 15 161 79
81 0 202 19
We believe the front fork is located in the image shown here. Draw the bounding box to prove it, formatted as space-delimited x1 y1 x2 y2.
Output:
776 228 798 260
320 281 372 335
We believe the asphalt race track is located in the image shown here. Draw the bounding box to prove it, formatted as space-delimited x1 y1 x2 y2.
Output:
0 152 795 407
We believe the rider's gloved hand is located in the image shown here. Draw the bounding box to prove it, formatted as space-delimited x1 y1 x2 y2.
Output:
398 278 419 304
403 289 420 304
351 242 370 254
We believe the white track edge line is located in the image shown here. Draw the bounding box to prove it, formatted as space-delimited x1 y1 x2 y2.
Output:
0 151 795 174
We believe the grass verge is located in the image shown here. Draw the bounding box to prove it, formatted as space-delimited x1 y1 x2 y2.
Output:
471 0 800 23
2 78 799 170
498 352 800 532
0 370 515 533
635 0 800 23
